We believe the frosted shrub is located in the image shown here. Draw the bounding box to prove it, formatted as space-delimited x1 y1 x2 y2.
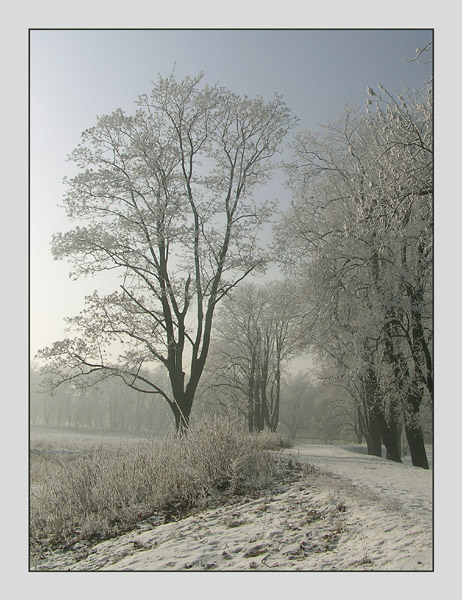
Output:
30 419 289 554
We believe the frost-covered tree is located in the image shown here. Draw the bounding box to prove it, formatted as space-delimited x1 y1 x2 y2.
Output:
204 282 298 432
275 75 432 467
37 73 295 432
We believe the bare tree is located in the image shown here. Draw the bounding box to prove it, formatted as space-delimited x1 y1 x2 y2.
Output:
37 73 295 432
204 282 297 432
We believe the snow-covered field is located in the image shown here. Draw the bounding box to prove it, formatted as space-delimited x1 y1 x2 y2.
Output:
32 443 433 572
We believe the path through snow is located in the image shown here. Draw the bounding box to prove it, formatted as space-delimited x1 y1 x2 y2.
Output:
32 444 433 572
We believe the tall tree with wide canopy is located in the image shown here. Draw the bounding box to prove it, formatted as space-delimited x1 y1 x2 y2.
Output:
275 74 432 467
37 73 295 431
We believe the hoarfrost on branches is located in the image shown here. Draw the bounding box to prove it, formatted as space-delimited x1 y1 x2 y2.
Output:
38 72 296 432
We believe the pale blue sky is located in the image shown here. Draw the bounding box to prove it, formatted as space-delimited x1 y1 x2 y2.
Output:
30 29 433 357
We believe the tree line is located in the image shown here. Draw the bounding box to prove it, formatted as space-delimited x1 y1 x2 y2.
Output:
275 71 433 467
32 362 371 444
30 365 172 433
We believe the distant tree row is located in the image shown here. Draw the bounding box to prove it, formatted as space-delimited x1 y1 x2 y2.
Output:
32 361 318 439
30 366 172 434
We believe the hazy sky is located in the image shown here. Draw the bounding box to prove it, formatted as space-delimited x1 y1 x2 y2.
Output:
30 29 433 358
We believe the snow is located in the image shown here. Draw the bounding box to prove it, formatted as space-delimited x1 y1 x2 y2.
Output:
32 443 433 572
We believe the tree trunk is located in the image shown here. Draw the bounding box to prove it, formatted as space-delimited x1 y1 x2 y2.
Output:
355 406 363 444
247 399 254 433
43 397 51 425
260 343 270 430
247 385 254 433
270 368 281 432
405 423 428 469
261 384 270 430
254 386 263 432
172 402 191 435
404 384 429 469
365 418 382 457
363 367 382 457
381 416 402 463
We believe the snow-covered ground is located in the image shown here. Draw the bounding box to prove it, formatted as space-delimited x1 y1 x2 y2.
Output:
32 443 432 572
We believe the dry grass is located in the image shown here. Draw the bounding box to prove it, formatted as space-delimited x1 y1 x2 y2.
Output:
30 419 294 556
253 430 293 450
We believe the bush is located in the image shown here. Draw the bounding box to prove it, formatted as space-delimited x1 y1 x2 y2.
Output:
253 430 294 450
30 418 290 554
